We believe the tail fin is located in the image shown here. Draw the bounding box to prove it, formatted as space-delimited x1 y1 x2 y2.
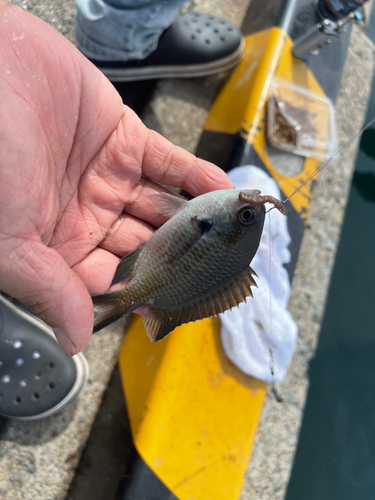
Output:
92 291 131 333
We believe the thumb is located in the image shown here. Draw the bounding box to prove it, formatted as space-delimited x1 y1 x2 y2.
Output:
0 241 94 355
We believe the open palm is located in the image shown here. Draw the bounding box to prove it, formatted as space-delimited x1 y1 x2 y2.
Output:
0 1 232 354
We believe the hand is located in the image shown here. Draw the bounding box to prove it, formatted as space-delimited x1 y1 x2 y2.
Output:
0 1 233 354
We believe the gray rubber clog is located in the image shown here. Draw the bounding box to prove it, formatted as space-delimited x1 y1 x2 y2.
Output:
84 12 244 82
0 294 89 420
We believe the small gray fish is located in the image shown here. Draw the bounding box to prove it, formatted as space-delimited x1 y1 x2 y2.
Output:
92 189 286 341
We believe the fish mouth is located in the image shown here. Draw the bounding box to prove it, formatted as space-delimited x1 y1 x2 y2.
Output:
239 191 287 216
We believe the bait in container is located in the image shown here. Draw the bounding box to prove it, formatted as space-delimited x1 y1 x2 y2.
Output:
267 79 338 160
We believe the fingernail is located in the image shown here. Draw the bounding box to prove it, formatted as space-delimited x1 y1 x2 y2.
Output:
53 328 77 356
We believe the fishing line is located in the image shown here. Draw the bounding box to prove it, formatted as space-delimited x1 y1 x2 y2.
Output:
264 117 375 402
267 208 283 403
263 117 375 494
260 119 375 488
267 210 273 379
282 115 375 204
244 117 375 495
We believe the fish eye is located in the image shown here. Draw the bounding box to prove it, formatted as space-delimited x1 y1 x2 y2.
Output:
238 206 255 226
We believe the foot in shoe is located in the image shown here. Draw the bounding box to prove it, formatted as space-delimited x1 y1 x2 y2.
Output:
82 13 244 82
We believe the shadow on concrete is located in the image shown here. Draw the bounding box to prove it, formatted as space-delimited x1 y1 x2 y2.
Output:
66 365 133 500
0 400 79 446
113 80 158 116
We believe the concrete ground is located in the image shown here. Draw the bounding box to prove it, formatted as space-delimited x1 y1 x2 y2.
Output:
1 1 374 499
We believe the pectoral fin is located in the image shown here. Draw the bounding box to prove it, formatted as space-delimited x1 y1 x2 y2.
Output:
143 267 257 342
166 216 212 263
146 192 189 217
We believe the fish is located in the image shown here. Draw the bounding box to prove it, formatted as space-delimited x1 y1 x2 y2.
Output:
92 189 286 341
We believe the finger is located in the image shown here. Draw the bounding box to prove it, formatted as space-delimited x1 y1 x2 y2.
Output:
73 248 120 294
142 129 234 195
0 240 93 355
74 215 159 293
99 213 154 257
79 107 233 236
74 211 155 292
121 176 183 227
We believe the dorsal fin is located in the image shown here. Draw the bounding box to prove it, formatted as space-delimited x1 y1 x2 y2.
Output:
143 267 257 342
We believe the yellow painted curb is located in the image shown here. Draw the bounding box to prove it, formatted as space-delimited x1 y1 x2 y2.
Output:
119 316 266 500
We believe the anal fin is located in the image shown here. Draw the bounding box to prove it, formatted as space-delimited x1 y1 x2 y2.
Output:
143 266 257 342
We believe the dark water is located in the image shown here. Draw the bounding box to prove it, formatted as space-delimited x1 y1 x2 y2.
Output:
285 11 375 500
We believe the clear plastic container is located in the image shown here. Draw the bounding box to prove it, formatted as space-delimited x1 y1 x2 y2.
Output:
267 79 338 160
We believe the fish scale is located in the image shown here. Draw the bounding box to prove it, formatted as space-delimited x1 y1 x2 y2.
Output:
92 189 286 341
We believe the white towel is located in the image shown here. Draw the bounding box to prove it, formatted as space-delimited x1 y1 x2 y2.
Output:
220 166 298 382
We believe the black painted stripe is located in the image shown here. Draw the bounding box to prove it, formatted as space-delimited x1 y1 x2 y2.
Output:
115 448 178 500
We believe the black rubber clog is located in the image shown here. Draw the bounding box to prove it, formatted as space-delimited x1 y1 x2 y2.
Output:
86 12 244 82
0 294 89 420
